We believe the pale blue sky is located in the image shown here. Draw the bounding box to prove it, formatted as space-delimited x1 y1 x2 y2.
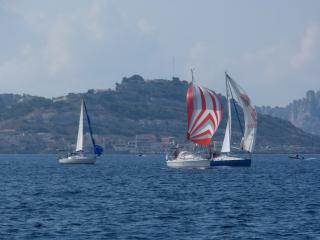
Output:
0 0 319 106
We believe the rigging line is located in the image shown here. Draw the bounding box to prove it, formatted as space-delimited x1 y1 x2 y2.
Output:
83 99 96 147
227 77 244 136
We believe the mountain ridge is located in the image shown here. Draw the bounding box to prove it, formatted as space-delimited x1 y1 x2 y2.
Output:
257 90 320 135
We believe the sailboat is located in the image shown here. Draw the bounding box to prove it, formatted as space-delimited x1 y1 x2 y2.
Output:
211 73 257 167
166 70 223 168
58 99 103 164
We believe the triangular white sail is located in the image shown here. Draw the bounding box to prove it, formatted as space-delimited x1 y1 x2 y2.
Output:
221 82 232 153
75 100 84 152
221 120 231 153
226 74 257 152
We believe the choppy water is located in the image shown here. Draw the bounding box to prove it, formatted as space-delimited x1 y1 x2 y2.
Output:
0 154 320 239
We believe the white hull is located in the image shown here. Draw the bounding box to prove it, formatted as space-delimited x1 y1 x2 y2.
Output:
167 159 210 168
59 155 96 164
166 151 210 169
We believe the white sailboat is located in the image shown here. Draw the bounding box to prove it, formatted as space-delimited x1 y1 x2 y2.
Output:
59 99 103 164
211 73 257 167
166 70 223 168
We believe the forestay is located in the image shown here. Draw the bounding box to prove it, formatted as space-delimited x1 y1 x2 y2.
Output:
83 100 104 156
186 83 223 145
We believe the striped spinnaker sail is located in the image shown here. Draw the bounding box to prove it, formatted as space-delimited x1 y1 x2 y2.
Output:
186 83 223 145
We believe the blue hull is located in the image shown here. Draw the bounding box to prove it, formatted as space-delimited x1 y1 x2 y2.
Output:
210 159 251 167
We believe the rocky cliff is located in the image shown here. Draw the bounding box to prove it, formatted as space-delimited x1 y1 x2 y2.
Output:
258 90 320 135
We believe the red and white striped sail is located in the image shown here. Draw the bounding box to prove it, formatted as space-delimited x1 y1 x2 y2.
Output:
186 83 223 145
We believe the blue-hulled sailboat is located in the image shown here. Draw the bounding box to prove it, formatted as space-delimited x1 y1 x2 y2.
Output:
211 73 257 167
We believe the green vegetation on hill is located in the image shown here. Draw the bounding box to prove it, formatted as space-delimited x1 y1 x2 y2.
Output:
0 75 319 153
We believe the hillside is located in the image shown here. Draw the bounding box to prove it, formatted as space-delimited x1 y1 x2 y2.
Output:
0 75 319 153
258 90 320 135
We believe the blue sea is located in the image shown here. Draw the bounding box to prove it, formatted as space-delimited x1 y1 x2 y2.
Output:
0 154 320 239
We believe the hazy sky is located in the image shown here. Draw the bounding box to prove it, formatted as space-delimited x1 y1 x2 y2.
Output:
1 0 320 106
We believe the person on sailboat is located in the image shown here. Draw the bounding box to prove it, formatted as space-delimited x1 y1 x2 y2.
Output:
240 138 245 150
206 147 213 159
173 145 180 159
207 146 219 159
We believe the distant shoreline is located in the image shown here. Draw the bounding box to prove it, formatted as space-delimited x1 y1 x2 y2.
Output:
0 152 319 155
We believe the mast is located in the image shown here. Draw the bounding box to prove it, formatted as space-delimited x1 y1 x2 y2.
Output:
135 135 138 154
172 57 175 78
75 99 84 152
187 68 194 141
190 68 195 83
227 77 232 146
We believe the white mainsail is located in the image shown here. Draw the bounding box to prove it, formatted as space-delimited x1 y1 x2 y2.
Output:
226 74 257 152
221 84 232 153
221 121 231 153
75 100 84 152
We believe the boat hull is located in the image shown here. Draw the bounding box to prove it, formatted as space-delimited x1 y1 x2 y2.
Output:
166 159 211 169
211 155 251 167
166 151 211 169
59 155 96 164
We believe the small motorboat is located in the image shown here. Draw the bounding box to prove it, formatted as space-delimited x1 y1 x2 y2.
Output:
288 154 304 160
